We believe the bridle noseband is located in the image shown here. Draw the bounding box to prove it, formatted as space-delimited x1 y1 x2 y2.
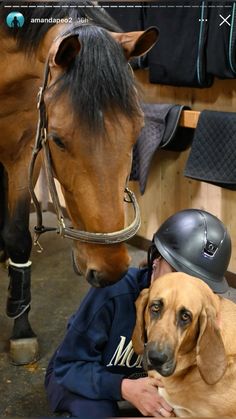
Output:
28 60 141 250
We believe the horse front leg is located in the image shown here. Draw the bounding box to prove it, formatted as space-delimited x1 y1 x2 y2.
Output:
2 164 39 365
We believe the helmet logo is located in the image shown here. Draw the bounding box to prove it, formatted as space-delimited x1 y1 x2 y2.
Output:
204 240 218 257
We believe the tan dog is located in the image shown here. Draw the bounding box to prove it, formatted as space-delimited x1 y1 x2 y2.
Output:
132 272 236 417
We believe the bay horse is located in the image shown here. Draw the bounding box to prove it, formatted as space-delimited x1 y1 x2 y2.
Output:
0 1 158 365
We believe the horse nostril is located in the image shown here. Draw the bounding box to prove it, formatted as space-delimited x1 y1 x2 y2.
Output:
86 269 110 288
148 349 168 367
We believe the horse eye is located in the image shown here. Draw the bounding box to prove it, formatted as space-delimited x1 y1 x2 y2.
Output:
49 134 65 150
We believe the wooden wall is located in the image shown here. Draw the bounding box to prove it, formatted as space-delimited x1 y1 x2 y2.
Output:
127 69 236 273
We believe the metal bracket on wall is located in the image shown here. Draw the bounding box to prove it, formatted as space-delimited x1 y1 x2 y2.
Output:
179 110 200 129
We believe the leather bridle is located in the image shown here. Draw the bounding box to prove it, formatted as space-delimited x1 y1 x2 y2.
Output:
28 60 141 250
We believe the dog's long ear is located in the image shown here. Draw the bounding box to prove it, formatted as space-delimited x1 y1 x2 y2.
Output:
132 288 149 354
196 307 227 384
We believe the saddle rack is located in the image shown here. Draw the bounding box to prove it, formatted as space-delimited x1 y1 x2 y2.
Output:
179 110 200 129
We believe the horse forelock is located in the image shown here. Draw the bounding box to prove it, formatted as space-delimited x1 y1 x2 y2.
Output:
49 24 141 135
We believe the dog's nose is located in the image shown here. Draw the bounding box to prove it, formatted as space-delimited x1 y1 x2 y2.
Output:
148 348 168 367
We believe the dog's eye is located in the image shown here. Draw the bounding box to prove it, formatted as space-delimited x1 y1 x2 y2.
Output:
151 304 160 313
179 309 192 324
150 300 163 316
181 312 191 321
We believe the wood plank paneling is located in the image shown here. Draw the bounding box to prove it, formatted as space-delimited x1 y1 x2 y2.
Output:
128 70 236 272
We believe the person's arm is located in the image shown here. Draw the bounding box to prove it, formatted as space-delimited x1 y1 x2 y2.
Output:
55 324 174 416
54 301 125 400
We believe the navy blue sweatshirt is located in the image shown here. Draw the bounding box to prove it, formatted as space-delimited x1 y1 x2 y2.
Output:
52 267 149 401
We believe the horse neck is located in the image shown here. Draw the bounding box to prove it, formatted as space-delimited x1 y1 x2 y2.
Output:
0 24 63 155
0 24 64 95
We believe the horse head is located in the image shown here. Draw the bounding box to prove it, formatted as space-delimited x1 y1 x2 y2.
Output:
42 24 158 287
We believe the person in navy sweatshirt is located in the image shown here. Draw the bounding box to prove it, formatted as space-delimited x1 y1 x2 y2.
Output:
45 209 231 417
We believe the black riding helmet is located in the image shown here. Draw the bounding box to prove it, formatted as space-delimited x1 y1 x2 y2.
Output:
149 209 231 293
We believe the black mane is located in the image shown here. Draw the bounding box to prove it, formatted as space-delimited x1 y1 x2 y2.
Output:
0 1 122 53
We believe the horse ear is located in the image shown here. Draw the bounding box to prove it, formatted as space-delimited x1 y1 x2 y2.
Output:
111 27 159 59
196 307 227 385
52 35 81 68
132 288 149 354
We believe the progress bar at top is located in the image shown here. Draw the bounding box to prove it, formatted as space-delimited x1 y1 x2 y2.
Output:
3 2 234 7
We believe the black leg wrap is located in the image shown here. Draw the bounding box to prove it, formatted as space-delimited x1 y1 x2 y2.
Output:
7 264 31 318
0 235 7 263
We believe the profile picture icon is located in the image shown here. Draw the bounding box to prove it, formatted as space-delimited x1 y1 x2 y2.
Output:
6 12 25 29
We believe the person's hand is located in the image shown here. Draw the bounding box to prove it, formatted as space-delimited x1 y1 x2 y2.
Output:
121 377 175 417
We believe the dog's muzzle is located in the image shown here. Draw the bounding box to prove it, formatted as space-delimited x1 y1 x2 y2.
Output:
144 341 176 377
